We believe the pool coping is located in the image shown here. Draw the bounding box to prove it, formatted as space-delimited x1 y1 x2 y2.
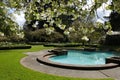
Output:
36 50 119 70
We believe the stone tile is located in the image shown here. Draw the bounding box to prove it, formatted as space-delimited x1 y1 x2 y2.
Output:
100 67 120 80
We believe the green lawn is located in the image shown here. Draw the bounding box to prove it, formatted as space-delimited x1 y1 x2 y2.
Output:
0 45 114 80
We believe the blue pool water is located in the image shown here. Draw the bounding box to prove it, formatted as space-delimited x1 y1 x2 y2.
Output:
49 50 119 65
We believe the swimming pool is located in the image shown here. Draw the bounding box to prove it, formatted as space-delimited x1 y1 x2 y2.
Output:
49 50 119 65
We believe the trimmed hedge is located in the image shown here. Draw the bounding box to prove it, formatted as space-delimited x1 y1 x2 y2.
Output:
27 42 47 45
0 42 31 50
0 45 31 50
44 43 82 47
43 43 100 48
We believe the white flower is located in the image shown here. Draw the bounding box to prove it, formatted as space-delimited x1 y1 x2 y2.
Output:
104 25 110 30
0 32 4 37
81 36 89 41
16 32 24 38
106 30 113 35
49 20 54 26
46 27 54 35
69 27 74 31
54 9 57 12
41 13 47 20
43 24 48 27
64 31 70 35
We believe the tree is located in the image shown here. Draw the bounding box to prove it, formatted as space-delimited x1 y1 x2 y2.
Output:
0 2 18 36
23 0 109 42
109 0 120 31
1 0 120 42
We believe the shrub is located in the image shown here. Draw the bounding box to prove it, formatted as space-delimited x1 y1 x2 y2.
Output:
0 36 9 42
8 35 25 42
0 42 31 50
27 42 47 45
24 29 65 42
0 45 31 50
44 43 82 47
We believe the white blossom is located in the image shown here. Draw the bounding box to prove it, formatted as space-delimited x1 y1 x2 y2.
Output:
0 32 4 37
81 36 89 41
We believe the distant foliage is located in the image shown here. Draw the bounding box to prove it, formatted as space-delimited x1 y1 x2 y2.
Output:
110 11 120 31
24 29 65 42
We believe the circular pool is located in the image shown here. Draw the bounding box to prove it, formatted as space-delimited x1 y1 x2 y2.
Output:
37 49 120 70
50 50 119 65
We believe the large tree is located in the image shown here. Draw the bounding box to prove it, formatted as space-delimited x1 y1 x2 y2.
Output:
1 0 119 42
22 0 109 42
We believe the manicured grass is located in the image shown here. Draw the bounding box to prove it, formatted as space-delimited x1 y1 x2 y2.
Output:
0 45 114 80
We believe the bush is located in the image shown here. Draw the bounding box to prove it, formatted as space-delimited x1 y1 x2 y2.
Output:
44 43 82 47
0 46 31 50
0 42 31 50
68 33 83 43
0 36 9 42
8 35 25 42
27 42 50 45
24 29 65 42
0 35 25 42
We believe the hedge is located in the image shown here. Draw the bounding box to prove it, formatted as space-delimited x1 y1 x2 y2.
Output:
27 42 47 45
43 43 82 47
0 45 31 50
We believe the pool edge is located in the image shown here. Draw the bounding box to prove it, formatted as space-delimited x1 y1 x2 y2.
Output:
36 51 119 70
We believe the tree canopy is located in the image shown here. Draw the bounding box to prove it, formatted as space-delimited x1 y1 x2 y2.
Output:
0 0 120 42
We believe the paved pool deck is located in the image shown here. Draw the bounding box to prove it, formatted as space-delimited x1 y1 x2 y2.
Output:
21 50 120 80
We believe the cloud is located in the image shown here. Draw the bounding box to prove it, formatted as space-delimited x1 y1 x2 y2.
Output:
13 11 26 27
96 0 112 23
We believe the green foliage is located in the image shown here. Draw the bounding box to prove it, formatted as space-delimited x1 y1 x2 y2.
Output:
67 19 95 43
1 0 120 43
24 29 65 42
0 36 8 42
0 45 31 50
0 5 17 36
9 35 25 42
0 34 25 42
114 0 120 12
24 0 115 43
89 29 105 44
24 0 84 36
23 0 110 43
44 43 82 47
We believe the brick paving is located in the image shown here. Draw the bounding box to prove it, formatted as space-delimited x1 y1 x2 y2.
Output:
21 50 120 80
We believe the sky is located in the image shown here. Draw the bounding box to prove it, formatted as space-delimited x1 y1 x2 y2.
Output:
8 10 26 29
9 0 112 28
12 11 26 27
83 0 112 23
96 0 112 23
